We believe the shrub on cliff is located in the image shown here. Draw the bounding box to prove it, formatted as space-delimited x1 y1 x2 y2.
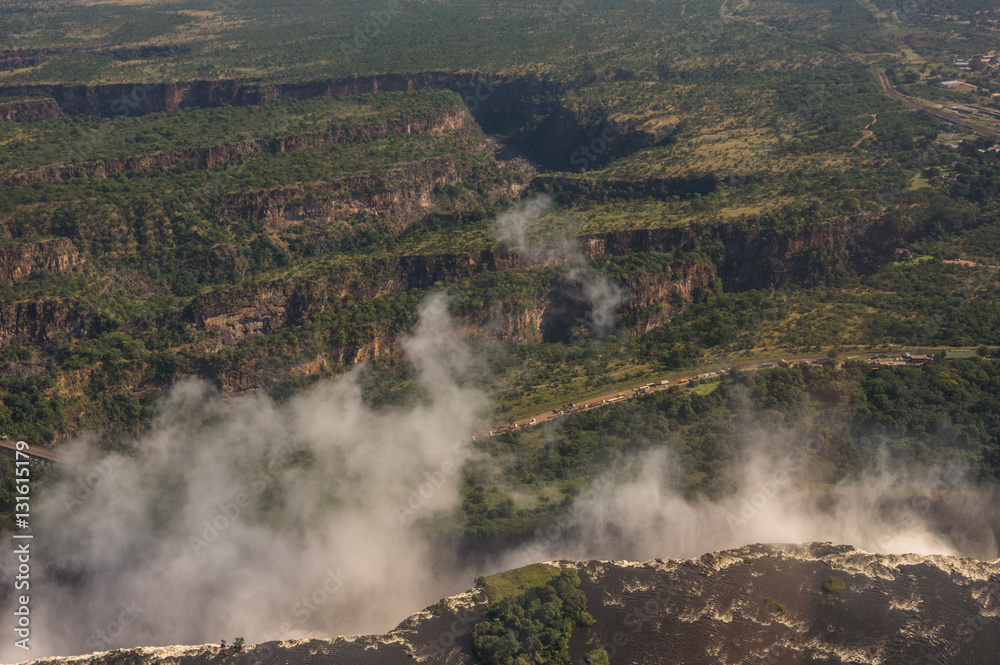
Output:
822 576 846 596
472 568 594 665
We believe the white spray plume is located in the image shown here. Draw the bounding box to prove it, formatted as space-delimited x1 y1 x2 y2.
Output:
3 294 485 658
578 269 626 338
499 433 997 571
2 294 997 662
493 194 556 253
493 196 624 339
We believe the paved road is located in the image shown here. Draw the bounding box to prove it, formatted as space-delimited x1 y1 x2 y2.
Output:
0 437 59 463
874 69 1000 140
476 354 837 438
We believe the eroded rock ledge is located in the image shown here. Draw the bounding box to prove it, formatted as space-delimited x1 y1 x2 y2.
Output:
19 543 1000 665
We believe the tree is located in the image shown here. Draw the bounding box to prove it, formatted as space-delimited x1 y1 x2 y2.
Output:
822 576 846 596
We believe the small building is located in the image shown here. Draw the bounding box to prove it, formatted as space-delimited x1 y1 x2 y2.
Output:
938 80 963 88
908 355 932 364
944 349 977 360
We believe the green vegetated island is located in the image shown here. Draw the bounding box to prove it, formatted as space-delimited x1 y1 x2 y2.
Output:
2 0 1000 544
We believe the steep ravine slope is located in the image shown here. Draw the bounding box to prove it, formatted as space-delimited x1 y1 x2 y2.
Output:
0 238 82 282
181 209 897 351
0 73 646 171
0 210 895 390
18 543 1000 665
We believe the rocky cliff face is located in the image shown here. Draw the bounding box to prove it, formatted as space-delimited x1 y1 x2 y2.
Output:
19 543 1000 665
0 211 891 365
461 304 548 344
0 72 640 170
624 262 717 334
0 73 559 118
183 210 888 351
217 156 466 237
582 212 895 290
537 173 718 202
0 238 83 281
1 110 469 186
188 283 297 348
0 97 62 122
0 300 89 349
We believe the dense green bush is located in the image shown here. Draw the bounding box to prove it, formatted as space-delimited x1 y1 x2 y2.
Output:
473 568 594 665
822 577 846 596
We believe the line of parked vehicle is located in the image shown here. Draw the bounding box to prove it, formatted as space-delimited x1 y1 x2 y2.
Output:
474 368 738 439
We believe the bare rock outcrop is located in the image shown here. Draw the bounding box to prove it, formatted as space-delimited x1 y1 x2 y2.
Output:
0 238 82 282
0 96 63 122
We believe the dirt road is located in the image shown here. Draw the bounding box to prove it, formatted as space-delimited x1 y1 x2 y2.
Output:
475 354 835 438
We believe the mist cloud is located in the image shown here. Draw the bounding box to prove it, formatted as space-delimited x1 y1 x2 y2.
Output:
493 195 558 256
3 294 486 658
499 429 998 572
2 291 998 661
493 195 624 339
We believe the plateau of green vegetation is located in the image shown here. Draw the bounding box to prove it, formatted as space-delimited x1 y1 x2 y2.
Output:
0 90 464 171
476 563 563 604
